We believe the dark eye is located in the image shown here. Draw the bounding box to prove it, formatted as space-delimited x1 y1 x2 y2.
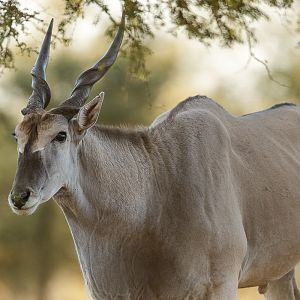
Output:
54 131 67 142
12 132 17 141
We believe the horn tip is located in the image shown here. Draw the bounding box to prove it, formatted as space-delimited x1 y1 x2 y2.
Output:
47 18 54 32
121 10 125 25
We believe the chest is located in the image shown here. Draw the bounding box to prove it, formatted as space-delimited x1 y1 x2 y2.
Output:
71 227 214 299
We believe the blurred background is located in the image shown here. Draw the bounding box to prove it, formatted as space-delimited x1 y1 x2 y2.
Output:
0 1 300 299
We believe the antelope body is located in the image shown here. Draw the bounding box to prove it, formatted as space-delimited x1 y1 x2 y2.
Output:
8 15 300 300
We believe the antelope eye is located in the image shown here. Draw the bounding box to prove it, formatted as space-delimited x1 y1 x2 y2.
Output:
54 131 67 142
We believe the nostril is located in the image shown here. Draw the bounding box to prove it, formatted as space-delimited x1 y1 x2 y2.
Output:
12 201 24 209
11 189 31 209
20 190 30 201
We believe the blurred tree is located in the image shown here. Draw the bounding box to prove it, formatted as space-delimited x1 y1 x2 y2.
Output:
0 0 297 77
255 53 300 107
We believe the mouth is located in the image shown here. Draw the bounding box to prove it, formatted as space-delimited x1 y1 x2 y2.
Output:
17 204 36 211
11 202 39 216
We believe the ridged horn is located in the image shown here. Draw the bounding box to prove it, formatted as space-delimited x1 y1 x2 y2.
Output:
59 11 125 109
22 19 53 115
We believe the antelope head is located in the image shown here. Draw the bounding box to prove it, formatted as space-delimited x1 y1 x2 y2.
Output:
9 14 125 215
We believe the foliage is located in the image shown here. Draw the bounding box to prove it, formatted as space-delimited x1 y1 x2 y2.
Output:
0 0 39 70
0 0 297 76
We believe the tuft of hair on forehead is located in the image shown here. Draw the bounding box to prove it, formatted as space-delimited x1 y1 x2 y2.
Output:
17 112 42 135
36 112 69 137
16 111 70 154
15 113 42 154
17 111 68 135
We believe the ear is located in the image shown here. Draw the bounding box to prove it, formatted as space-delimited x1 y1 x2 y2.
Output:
77 92 104 131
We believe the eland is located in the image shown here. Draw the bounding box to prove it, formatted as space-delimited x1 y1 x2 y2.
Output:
8 14 300 300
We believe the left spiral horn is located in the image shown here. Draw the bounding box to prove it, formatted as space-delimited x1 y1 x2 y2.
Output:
22 19 53 115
